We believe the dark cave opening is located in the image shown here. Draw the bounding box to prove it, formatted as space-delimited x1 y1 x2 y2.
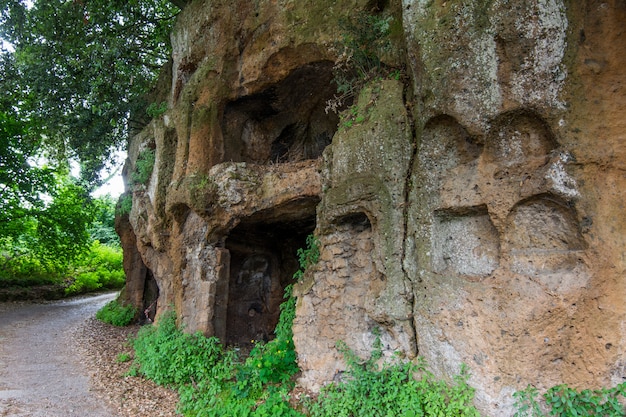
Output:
142 268 159 323
223 210 316 347
221 61 341 164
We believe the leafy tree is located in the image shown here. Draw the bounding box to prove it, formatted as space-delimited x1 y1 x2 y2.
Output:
0 0 180 276
0 93 94 268
88 194 121 246
1 0 181 286
0 109 55 238
35 176 96 264
0 0 180 185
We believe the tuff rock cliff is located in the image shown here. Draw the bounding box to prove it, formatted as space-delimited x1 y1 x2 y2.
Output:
116 0 626 415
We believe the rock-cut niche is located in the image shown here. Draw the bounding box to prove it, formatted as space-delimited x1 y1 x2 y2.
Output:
221 61 341 164
221 201 318 346
505 195 585 276
432 206 500 278
486 110 558 178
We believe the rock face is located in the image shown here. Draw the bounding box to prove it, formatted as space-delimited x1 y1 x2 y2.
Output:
118 0 626 415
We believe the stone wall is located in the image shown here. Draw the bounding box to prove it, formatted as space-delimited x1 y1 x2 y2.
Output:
118 0 626 415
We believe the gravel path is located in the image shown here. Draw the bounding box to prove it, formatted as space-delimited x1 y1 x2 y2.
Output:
0 293 178 417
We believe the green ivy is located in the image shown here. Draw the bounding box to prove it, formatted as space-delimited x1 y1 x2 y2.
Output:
293 234 320 281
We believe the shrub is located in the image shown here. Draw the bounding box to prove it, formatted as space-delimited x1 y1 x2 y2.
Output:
116 193 133 216
308 337 479 417
65 241 125 295
96 299 137 326
131 148 156 186
514 383 626 417
67 271 102 294
0 235 67 287
0 253 64 287
326 11 394 113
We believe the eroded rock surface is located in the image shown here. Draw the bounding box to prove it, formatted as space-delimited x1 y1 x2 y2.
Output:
118 0 626 415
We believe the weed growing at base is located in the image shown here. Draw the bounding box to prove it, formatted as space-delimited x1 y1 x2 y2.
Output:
96 299 137 327
131 235 312 416
308 336 479 417
514 382 626 417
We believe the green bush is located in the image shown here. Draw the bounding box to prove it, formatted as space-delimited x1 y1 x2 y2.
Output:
96 299 137 326
133 310 235 387
0 253 64 287
0 235 67 287
308 335 479 417
514 383 626 417
326 11 394 113
65 241 125 295
68 271 102 294
131 148 156 186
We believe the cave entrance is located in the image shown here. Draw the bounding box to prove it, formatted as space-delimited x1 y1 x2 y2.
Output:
221 61 342 164
142 268 159 323
224 205 316 347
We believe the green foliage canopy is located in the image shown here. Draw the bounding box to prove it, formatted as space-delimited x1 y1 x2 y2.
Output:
0 0 179 275
88 193 120 246
0 0 179 184
0 107 97 266
0 109 55 230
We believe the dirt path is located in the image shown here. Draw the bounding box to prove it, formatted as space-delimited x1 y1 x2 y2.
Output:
0 293 118 417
